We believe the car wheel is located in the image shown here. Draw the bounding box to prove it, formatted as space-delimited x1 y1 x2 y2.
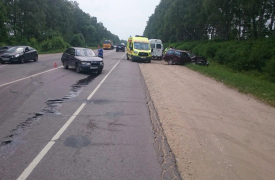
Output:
0 61 4 64
63 61 69 69
75 63 81 73
148 60 151 63
131 56 135 62
116 50 118 52
20 57 25 64
168 59 173 65
34 55 38 62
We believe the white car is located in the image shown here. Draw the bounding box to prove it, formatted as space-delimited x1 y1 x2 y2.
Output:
149 39 163 60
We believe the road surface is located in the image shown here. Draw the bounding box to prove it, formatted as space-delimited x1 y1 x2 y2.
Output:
0 51 180 180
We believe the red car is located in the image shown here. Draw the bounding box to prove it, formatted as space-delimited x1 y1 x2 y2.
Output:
163 49 192 65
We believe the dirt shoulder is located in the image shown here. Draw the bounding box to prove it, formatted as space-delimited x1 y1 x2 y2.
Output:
140 61 275 180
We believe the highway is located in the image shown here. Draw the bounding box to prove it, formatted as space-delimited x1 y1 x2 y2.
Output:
0 51 178 180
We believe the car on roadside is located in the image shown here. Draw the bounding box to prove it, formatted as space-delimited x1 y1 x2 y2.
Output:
0 46 12 56
0 46 38 64
163 49 192 65
61 47 104 74
116 44 125 52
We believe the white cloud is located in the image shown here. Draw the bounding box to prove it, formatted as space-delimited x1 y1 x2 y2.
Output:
75 0 160 40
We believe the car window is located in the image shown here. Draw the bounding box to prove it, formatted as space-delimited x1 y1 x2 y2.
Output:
175 51 180 56
29 47 34 51
150 44 155 48
7 47 24 53
181 52 188 57
167 50 174 55
156 44 161 49
76 49 95 56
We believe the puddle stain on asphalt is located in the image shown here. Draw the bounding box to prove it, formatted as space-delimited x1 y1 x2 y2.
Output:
0 75 96 147
64 135 91 149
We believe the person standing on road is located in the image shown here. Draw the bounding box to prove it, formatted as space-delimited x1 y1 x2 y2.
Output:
164 47 168 55
98 45 103 59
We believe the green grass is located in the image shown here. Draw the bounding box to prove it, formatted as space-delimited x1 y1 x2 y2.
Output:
186 60 275 107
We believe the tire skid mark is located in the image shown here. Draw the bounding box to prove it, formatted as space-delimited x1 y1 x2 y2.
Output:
143 77 182 180
0 75 96 150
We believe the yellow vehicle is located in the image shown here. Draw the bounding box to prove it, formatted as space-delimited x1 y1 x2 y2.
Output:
126 35 151 63
103 40 114 50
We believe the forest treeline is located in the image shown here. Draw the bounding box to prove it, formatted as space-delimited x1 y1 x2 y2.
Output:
0 0 120 51
144 0 275 82
144 0 275 42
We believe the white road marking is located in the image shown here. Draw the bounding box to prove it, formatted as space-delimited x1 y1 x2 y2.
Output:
17 53 125 180
0 67 63 88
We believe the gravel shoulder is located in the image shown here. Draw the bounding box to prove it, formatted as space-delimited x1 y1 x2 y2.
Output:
140 60 275 180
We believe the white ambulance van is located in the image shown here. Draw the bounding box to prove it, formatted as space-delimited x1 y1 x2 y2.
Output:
149 39 163 60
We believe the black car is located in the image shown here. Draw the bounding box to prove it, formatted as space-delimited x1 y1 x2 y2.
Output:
116 45 125 52
0 46 12 56
0 46 38 64
61 47 104 74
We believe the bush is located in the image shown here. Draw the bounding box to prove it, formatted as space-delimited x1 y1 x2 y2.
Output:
71 33 85 47
167 37 275 83
264 57 275 82
40 36 66 52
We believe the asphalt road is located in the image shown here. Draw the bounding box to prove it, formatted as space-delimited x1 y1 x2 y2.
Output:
0 50 165 179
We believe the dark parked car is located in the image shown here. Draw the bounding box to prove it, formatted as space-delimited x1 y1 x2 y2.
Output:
0 46 38 64
163 49 192 65
116 45 125 52
61 47 104 74
0 46 12 56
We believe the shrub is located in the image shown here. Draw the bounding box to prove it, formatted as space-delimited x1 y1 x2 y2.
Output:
71 33 85 47
40 36 66 52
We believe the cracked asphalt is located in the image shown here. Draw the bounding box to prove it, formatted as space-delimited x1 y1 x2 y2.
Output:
0 51 177 179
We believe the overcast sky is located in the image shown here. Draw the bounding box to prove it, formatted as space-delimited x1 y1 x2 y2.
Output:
75 0 160 40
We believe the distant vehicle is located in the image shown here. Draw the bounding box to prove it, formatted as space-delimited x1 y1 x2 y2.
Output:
103 40 114 50
0 46 12 56
0 46 38 64
126 35 152 63
163 49 192 65
61 47 104 74
149 39 163 60
121 43 125 47
116 45 125 52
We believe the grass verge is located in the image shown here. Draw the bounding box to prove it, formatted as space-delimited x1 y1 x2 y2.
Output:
186 60 275 107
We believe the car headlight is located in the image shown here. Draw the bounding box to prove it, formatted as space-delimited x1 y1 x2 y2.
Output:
100 61 104 65
15 54 20 58
81 62 90 65
134 51 138 54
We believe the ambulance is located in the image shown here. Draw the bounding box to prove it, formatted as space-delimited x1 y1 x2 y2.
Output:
126 35 152 63
149 39 163 60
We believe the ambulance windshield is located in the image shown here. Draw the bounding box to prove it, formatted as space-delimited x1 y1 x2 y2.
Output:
134 42 150 50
